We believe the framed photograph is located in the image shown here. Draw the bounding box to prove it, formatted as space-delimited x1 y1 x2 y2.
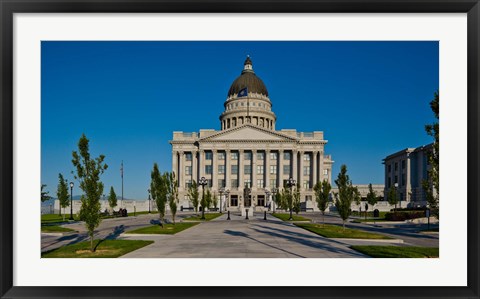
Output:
1 1 479 298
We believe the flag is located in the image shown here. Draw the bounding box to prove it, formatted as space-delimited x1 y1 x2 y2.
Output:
238 87 248 97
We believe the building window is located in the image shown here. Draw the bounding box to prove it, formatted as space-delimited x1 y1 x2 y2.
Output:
402 173 406 186
205 165 212 175
244 179 251 188
283 165 290 175
230 195 238 206
388 177 391 188
185 166 192 175
270 165 277 174
257 165 264 174
270 179 277 188
218 165 225 174
185 153 192 161
303 154 310 161
395 162 398 171
257 179 264 188
303 166 310 176
257 152 264 160
303 180 310 189
231 165 238 174
244 152 252 160
205 152 213 160
231 152 238 160
207 179 212 188
218 152 225 160
388 164 391 172
218 179 225 188
323 169 328 176
402 159 405 169
270 152 277 160
244 165 251 174
394 175 398 184
231 179 239 188
185 180 192 189
284 152 291 160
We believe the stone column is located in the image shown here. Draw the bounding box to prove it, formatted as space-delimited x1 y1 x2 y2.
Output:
292 150 298 182
252 150 257 189
298 151 304 190
199 150 205 179
319 150 325 183
312 151 318 187
406 153 412 201
265 150 270 189
212 150 217 191
278 150 284 189
192 150 198 184
179 151 184 191
225 150 230 189
172 151 178 186
238 149 244 190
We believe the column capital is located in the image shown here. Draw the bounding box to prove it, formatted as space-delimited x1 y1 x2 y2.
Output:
212 149 217 153
178 150 184 155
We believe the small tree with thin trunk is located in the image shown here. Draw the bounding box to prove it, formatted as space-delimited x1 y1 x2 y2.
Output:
334 165 360 229
150 163 167 226
423 91 439 218
366 183 378 215
292 184 301 215
72 134 108 252
167 172 178 224
205 189 213 210
41 184 51 202
57 173 69 220
387 185 398 212
108 186 117 213
188 180 199 213
314 179 331 225
212 192 219 211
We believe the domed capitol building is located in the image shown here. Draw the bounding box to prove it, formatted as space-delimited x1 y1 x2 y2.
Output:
170 56 334 214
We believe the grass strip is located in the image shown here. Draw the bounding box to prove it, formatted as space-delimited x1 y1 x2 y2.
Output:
295 223 392 239
183 213 222 221
41 225 75 233
125 222 198 234
350 245 439 258
271 213 311 222
42 239 154 258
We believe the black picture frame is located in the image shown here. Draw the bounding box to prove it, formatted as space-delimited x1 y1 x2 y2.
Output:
1 1 479 298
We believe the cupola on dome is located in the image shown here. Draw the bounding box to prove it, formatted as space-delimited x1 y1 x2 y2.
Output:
227 56 269 97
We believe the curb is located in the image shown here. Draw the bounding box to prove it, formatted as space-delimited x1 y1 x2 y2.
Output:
330 238 404 244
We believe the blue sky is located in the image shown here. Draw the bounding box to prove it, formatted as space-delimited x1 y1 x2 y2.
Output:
41 41 438 199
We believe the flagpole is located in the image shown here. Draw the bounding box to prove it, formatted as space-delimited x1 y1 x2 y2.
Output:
121 161 124 208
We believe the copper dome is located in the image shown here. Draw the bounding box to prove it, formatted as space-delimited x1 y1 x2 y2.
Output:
227 57 269 97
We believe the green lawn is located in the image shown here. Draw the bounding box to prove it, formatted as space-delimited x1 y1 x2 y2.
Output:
351 246 439 258
41 214 79 224
41 225 76 233
127 210 155 217
295 223 392 239
271 213 311 222
351 218 386 223
125 222 198 234
42 239 153 258
183 213 222 221
351 211 387 218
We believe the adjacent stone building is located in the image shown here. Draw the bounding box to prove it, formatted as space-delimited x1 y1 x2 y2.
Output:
383 143 433 207
170 57 334 213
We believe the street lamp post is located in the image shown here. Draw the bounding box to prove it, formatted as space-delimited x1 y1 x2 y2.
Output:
148 188 151 213
103 194 106 213
225 189 230 219
286 177 296 221
265 189 271 210
69 182 74 220
244 184 251 220
199 177 208 220
219 187 224 213
272 188 277 213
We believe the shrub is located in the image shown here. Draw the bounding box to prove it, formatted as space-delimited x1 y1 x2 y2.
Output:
384 211 425 221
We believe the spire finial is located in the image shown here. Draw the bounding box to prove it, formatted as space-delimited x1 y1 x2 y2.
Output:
243 55 253 72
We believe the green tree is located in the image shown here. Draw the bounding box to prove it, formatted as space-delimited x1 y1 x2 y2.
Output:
212 192 219 210
334 165 360 229
205 189 213 210
41 184 51 202
366 183 378 211
56 173 69 219
423 91 439 218
200 187 210 219
187 180 199 213
167 172 178 224
274 189 285 210
71 134 108 252
314 179 332 225
292 184 301 215
150 163 167 226
387 185 398 212
108 186 117 212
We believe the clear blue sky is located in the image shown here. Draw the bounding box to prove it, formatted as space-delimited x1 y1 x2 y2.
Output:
41 41 438 199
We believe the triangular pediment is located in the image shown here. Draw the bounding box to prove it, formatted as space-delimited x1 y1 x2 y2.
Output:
201 125 297 142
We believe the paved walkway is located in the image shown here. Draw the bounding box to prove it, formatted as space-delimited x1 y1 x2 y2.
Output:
120 213 367 258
